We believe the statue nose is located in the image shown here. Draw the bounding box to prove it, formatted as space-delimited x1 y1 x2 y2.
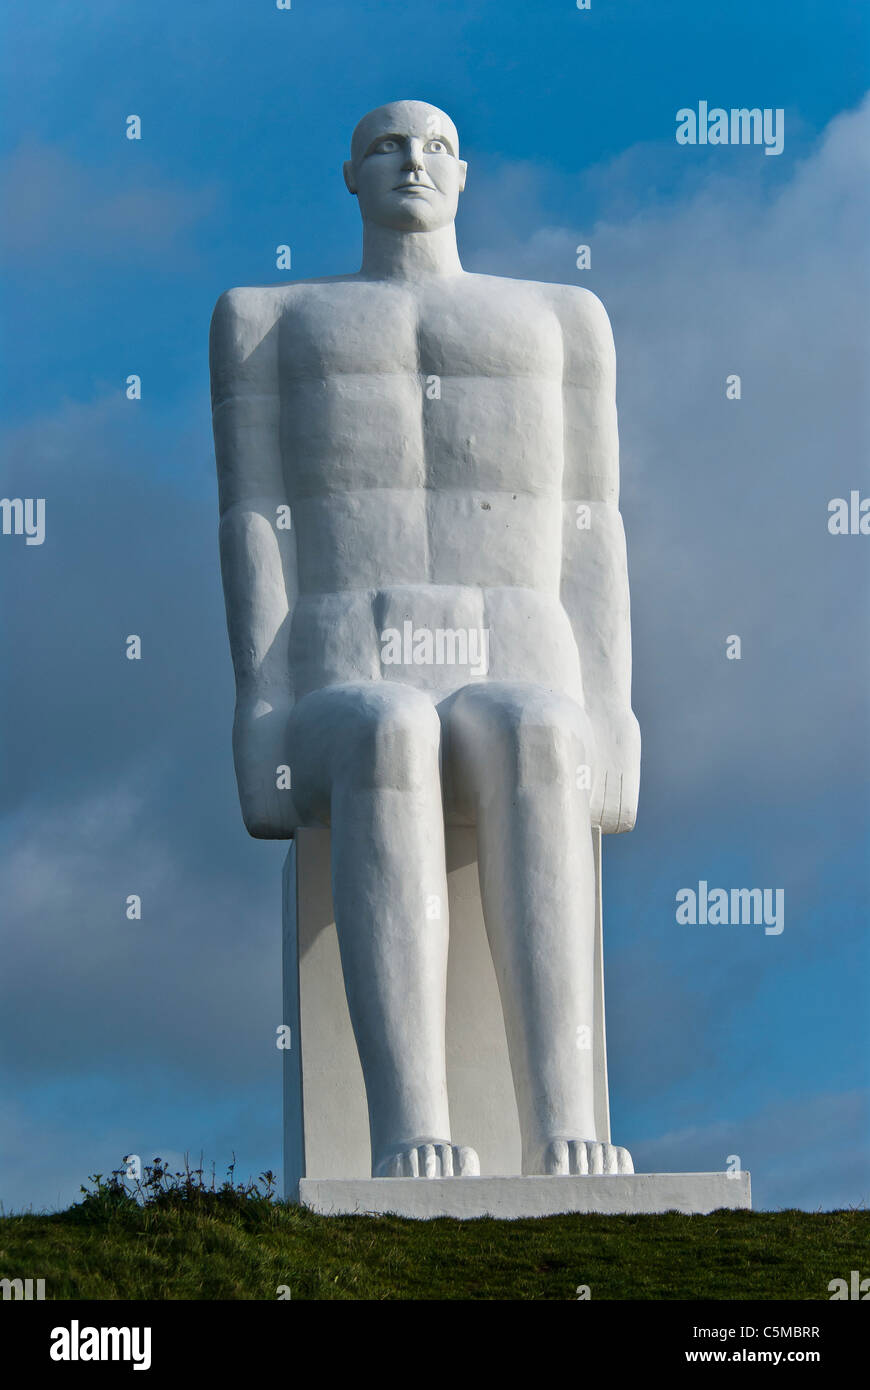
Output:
402 141 425 171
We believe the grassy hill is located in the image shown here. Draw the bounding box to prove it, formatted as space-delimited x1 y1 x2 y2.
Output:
2 1172 865 1300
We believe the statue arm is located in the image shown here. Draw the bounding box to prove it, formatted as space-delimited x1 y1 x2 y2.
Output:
210 287 298 838
558 286 640 833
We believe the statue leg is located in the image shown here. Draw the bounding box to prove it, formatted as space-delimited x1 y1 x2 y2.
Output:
445 681 632 1176
288 682 479 1179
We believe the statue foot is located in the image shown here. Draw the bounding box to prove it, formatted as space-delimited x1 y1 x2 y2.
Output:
374 1142 480 1178
542 1139 634 1175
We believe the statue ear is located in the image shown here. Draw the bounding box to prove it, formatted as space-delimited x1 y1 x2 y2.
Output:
457 159 467 193
343 160 357 195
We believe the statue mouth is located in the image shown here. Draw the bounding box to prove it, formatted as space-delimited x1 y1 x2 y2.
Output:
394 181 436 192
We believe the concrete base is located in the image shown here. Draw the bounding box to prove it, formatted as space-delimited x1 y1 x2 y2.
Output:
298 1172 752 1219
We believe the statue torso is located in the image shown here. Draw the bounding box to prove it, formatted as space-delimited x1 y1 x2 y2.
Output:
277 272 583 701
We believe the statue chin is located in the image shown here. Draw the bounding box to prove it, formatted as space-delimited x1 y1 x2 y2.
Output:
368 204 448 234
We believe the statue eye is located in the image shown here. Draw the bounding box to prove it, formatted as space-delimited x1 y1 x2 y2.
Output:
425 139 447 153
374 138 399 153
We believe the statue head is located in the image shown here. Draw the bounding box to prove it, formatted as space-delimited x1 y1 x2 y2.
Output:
344 100 467 233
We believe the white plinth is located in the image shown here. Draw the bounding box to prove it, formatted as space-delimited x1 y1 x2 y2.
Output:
299 1172 752 1219
283 826 610 1198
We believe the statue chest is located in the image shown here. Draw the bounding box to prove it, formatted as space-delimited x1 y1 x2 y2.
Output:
279 283 565 496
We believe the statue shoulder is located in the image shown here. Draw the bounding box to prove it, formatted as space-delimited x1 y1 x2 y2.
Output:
462 274 614 352
211 277 356 346
544 283 614 348
210 285 307 397
210 286 284 377
530 284 617 382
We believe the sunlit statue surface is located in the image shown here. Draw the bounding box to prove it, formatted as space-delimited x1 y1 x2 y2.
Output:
211 101 640 1179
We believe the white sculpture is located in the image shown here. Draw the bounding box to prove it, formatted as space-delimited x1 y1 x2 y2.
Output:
211 101 640 1181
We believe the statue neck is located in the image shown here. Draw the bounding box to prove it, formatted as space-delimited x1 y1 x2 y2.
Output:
359 221 464 280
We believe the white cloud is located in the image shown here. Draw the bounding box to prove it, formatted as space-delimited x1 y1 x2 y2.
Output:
464 94 870 809
634 1089 870 1210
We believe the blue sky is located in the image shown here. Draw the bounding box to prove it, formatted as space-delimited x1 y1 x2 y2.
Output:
1 0 868 1215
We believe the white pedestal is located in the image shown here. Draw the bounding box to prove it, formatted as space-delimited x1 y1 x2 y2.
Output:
283 825 610 1198
298 1173 752 1219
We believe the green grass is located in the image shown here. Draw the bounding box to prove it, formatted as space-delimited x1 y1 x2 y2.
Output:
2 1200 866 1300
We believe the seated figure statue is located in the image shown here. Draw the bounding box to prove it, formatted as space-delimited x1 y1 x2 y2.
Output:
210 100 640 1180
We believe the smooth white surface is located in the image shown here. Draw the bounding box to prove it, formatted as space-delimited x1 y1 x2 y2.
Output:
214 101 640 1178
299 1173 752 1219
283 826 610 1199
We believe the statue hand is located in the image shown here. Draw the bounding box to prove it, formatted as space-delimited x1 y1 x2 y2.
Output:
232 696 297 838
587 707 640 834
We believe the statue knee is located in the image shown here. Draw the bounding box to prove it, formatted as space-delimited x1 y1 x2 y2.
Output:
338 685 441 792
513 705 589 788
457 686 593 791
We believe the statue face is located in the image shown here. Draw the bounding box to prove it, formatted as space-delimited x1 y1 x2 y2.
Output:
344 101 467 233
